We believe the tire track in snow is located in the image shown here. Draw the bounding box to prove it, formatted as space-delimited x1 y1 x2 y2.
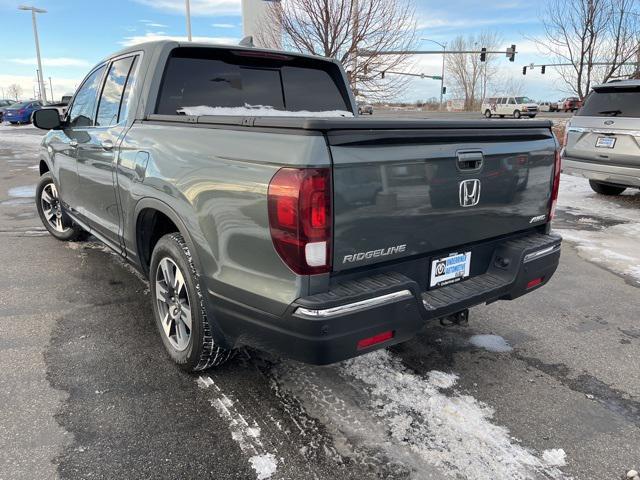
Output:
197 375 279 480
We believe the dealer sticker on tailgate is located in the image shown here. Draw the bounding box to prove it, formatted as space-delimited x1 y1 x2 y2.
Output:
429 252 471 288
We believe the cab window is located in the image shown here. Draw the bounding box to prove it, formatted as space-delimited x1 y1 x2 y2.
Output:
96 56 138 127
68 65 106 128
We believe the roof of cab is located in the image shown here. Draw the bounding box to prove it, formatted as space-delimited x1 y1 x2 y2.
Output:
593 79 640 90
101 39 339 65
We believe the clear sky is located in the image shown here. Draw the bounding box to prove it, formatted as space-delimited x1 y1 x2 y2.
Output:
0 0 567 103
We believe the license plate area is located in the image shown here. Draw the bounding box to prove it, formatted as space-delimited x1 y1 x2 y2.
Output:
596 136 616 148
429 251 471 288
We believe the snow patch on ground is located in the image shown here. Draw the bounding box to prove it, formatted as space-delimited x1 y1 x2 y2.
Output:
249 454 278 480
542 449 567 467
198 376 279 480
177 104 353 117
556 226 640 284
7 185 36 198
469 334 513 353
558 174 640 224
339 350 567 479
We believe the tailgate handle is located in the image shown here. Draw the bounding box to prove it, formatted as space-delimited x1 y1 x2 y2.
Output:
457 151 483 171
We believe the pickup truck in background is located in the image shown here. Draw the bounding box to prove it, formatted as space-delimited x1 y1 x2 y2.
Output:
43 95 73 120
33 41 562 372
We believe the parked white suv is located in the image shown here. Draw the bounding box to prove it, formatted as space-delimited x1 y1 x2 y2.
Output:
562 80 640 195
482 96 539 119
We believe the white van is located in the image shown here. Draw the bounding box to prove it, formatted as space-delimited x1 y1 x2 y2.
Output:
482 96 539 119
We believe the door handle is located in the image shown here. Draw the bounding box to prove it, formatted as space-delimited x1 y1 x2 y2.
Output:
101 139 114 151
69 139 78 148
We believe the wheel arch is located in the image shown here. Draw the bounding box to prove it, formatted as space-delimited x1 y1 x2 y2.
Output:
133 197 203 278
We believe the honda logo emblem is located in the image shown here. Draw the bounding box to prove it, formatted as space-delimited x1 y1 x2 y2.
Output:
459 179 481 207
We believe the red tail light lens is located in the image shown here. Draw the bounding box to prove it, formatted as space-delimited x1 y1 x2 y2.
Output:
18 109 25 115
549 150 561 220
268 168 332 275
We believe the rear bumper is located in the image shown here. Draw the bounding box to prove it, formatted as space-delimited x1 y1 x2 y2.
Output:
563 157 640 188
212 232 561 365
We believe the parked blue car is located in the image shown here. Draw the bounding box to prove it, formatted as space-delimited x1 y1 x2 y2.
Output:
3 101 42 124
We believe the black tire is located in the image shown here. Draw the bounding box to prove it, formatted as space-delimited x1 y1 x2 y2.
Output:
589 180 626 196
150 233 232 372
36 173 85 241
513 110 521 119
484 109 492 118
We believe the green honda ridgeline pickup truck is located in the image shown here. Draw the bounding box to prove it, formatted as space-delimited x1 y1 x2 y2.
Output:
32 41 562 371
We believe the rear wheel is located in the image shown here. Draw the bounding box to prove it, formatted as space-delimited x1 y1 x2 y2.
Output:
36 173 85 241
484 109 492 118
589 180 626 196
513 110 521 119
150 233 232 371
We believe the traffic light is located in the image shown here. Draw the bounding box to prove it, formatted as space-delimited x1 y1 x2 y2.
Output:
381 71 385 79
541 65 546 74
480 47 487 62
442 86 447 95
508 44 516 62
522 66 527 75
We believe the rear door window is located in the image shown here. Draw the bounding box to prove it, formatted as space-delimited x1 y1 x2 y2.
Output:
578 87 640 118
156 47 351 115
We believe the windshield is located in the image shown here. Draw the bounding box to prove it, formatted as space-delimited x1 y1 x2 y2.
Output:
515 97 533 103
578 87 640 117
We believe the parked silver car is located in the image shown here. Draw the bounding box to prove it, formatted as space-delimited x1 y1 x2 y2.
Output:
562 80 640 195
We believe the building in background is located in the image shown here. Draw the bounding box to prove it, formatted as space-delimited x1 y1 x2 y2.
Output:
241 0 281 49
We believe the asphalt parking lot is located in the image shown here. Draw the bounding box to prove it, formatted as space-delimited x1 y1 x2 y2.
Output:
1 120 639 480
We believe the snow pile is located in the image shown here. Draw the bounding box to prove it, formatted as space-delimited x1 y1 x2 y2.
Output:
177 104 353 117
338 350 567 479
542 449 567 467
469 334 513 353
197 375 279 480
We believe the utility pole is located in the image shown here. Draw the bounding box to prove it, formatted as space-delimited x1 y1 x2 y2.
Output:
36 69 42 101
185 0 192 41
351 0 359 97
49 76 54 101
421 39 446 110
19 5 47 103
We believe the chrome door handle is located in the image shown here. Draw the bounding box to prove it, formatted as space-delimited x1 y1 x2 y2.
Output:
101 139 114 151
69 140 78 148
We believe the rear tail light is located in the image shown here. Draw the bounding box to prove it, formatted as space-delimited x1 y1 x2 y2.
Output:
549 150 561 220
268 168 332 275
18 109 25 115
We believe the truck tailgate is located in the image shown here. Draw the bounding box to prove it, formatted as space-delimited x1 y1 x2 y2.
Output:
328 124 557 271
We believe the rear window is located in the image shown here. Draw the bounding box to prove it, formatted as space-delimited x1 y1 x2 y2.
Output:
578 87 640 117
155 47 352 115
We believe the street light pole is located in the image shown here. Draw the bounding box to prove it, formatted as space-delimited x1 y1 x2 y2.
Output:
421 38 446 110
185 0 192 41
19 5 47 103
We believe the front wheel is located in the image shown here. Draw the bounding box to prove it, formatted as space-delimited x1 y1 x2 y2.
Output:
150 233 232 371
36 173 85 241
484 109 492 118
513 110 521 119
589 180 626 196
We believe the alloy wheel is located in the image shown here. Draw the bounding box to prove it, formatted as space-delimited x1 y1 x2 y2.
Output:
155 257 192 351
40 182 70 233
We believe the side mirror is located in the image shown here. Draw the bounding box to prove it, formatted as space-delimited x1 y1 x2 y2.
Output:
33 108 62 130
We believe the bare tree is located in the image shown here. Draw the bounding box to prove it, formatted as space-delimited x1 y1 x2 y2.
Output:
534 0 639 98
7 84 23 101
490 75 526 97
257 0 418 100
445 32 501 111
